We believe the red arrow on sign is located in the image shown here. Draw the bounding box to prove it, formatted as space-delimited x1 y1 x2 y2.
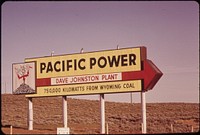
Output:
122 59 163 91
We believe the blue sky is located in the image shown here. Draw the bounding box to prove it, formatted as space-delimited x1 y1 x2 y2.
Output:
1 1 199 103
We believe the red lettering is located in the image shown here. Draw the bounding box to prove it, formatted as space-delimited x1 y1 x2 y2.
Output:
56 78 68 84
102 74 118 80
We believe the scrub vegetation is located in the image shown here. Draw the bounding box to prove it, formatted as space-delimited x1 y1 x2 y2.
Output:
1 94 199 134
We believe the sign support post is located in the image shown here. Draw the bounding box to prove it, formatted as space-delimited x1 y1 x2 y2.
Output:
100 94 105 134
141 91 147 133
28 97 33 130
62 96 67 128
130 92 133 104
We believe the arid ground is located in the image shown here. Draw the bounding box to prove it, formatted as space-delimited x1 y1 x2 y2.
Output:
1 94 199 134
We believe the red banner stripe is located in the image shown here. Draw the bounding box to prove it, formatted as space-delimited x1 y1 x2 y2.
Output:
36 78 51 87
36 72 143 87
122 71 143 80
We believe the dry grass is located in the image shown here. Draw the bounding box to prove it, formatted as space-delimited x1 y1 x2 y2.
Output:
1 94 199 134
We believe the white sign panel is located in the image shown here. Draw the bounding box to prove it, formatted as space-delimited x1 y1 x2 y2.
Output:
57 127 70 134
51 73 122 85
12 62 36 94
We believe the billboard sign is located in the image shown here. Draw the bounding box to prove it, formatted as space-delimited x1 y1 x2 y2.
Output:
24 47 147 97
20 46 162 97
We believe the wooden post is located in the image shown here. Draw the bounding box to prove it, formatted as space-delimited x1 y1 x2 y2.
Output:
106 123 109 134
63 96 67 128
100 94 105 134
28 98 33 130
10 125 12 134
141 92 146 134
5 82 7 94
130 92 133 104
170 124 173 133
